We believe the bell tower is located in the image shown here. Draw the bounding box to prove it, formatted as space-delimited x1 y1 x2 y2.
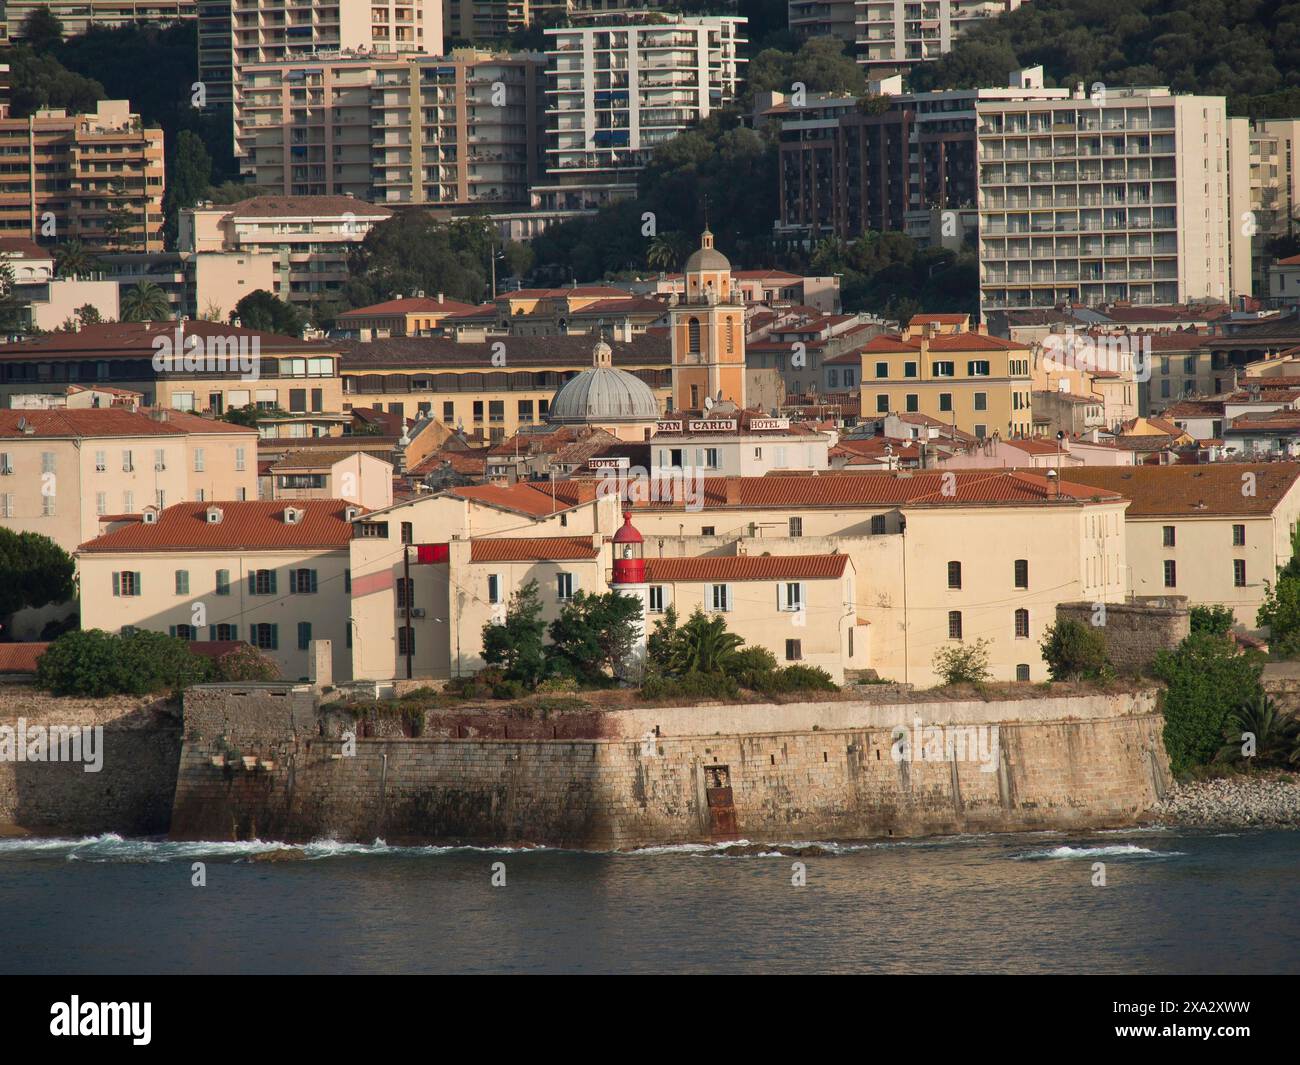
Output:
670 230 746 413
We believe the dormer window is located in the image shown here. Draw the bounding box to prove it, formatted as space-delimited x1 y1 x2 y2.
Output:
206 505 223 524
284 506 303 525
142 507 159 525
344 505 361 522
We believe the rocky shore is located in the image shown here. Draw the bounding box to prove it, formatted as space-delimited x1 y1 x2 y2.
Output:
1153 774 1300 828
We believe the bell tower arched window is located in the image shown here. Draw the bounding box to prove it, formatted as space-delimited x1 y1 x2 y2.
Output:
688 317 701 354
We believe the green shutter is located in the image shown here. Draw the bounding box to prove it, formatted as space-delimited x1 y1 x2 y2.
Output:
346 623 352 649
208 625 216 640
175 570 188 595
344 569 351 593
298 621 311 650
248 572 256 595
216 569 229 595
230 624 237 640
269 624 278 651
269 570 278 595
169 625 176 637
134 572 142 595
112 571 120 596
309 569 318 593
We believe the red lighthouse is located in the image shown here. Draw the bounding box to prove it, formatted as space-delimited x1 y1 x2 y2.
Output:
611 510 645 584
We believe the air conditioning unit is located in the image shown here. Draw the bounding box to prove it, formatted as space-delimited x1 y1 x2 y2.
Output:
410 607 427 618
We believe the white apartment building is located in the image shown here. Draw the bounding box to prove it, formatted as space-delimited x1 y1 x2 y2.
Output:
788 0 1025 76
177 195 393 307
535 14 747 210
210 0 445 168
1225 117 1300 298
978 85 1244 313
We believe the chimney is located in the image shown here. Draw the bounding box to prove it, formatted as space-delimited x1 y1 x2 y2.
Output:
724 479 741 505
437 292 444 304
1045 468 1059 500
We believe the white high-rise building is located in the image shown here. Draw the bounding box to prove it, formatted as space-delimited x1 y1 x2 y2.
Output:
978 85 1244 313
534 13 746 211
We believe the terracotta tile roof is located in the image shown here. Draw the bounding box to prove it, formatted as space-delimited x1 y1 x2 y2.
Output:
153 410 258 435
643 555 848 582
224 196 393 219
1004 437 1068 455
448 480 595 516
77 500 360 553
0 238 51 258
337 296 479 318
339 333 670 370
0 643 47 672
1278 254 1300 267
410 449 487 477
470 537 599 562
733 270 804 281
0 408 183 438
927 332 1028 352
1062 464 1300 516
1160 400 1225 418
627 471 1120 510
909 313 969 326
0 321 331 357
269 449 383 471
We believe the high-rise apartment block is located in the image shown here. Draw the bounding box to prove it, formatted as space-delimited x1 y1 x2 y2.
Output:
535 13 746 210
238 49 546 206
788 0 1025 76
1 0 194 42
978 86 1243 311
0 100 165 252
1226 117 1300 298
200 0 444 166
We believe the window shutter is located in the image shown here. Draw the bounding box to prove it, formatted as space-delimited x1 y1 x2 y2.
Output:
248 572 256 595
217 569 229 595
230 625 237 640
208 625 216 640
135 572 142 595
298 622 311 650
269 570 278 595
112 571 120 597
269 624 278 651
344 569 351 593
169 625 176 637
309 569 318 593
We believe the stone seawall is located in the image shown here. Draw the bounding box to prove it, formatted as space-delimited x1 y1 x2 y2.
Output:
171 685 1171 847
0 691 182 838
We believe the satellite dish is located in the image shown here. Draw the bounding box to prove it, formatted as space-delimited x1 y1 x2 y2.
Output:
702 395 713 412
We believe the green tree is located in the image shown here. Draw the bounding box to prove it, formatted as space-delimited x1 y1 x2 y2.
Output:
481 580 547 688
0 262 27 334
662 608 745 676
0 528 76 634
1214 692 1300 768
119 281 171 321
36 629 209 696
6 45 103 118
73 303 103 326
545 590 643 684
54 239 98 279
232 289 306 337
932 638 993 685
1040 619 1111 681
162 129 213 242
1153 632 1265 774
502 240 534 281
646 231 690 271
102 183 139 249
1190 604 1236 636
21 6 64 52
211 644 279 682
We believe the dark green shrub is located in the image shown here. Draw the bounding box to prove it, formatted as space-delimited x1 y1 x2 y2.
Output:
211 644 279 682
35 629 210 696
1190 604 1235 636
492 678 528 700
640 671 740 701
753 664 838 694
1040 620 1110 681
932 638 993 685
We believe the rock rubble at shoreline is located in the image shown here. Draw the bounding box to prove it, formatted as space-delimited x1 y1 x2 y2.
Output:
1153 774 1300 828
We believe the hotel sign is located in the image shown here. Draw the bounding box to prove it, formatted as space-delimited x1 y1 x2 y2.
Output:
748 417 790 431
655 419 684 433
686 419 738 432
588 456 630 470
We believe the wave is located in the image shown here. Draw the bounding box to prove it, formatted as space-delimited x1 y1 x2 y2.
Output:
1013 844 1184 860
0 834 551 863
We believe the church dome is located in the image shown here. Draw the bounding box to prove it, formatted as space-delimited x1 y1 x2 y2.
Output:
683 228 731 273
548 342 660 425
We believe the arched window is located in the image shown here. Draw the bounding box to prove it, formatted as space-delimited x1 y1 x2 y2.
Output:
725 317 734 353
1014 608 1030 639
688 317 700 354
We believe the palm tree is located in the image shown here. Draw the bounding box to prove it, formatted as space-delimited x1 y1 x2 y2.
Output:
1214 693 1300 767
55 239 97 280
667 609 745 676
119 282 171 322
646 231 689 272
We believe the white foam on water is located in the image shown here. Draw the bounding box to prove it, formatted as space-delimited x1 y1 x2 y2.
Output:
1014 844 1184 860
